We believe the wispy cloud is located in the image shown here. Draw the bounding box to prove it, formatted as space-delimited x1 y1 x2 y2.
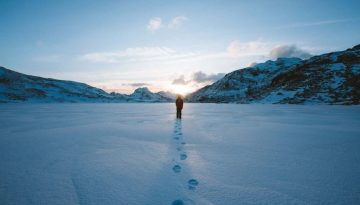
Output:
80 47 177 63
80 40 312 72
123 83 150 87
147 16 188 32
280 19 353 29
80 40 271 65
227 40 271 57
147 17 163 32
168 16 188 29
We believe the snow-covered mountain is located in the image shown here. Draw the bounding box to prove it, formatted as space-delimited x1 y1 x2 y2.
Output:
127 87 173 102
0 67 173 103
156 91 177 100
187 44 360 105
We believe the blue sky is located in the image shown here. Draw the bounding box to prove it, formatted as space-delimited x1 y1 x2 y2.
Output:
1 0 359 94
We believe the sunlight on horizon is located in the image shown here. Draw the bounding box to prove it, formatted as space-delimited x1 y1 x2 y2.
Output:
171 84 194 96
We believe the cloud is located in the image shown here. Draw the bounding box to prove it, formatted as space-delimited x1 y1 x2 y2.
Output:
168 16 188 29
172 71 225 85
80 47 177 63
192 71 225 83
147 16 188 32
269 45 312 59
227 40 270 57
147 17 162 32
172 75 189 85
226 40 313 63
227 40 312 67
123 83 150 87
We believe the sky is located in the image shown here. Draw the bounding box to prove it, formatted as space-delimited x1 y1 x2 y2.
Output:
1 0 359 94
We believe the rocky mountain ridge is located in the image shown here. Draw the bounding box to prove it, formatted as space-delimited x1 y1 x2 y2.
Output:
187 44 360 105
0 67 173 103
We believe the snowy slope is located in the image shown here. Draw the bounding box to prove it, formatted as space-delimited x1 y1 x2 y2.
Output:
0 67 173 103
0 66 124 103
127 87 173 102
157 91 177 100
0 104 359 204
187 44 360 104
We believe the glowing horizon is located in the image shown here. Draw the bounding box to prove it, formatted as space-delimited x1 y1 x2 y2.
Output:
96 80 204 95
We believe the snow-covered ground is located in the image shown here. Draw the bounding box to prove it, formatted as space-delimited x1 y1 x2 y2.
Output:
0 104 359 205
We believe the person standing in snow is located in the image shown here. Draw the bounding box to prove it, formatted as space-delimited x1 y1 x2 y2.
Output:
176 95 184 119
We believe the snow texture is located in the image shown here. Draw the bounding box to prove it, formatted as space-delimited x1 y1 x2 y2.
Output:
0 104 360 205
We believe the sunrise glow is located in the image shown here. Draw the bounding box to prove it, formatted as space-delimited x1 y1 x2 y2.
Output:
171 84 194 96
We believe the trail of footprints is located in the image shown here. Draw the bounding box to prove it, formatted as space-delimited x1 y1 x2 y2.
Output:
171 120 199 205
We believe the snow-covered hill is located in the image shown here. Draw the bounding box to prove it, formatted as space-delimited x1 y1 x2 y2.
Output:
127 87 173 102
156 91 177 100
0 67 173 103
187 44 360 104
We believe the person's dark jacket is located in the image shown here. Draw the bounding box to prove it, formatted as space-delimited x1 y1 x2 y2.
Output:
176 98 184 110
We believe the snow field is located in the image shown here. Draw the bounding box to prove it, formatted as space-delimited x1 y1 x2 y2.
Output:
0 104 360 205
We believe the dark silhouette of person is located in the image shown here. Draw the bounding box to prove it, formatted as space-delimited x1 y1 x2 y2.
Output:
176 95 184 119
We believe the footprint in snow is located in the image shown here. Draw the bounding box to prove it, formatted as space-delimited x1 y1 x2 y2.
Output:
174 136 180 140
172 165 181 173
188 179 199 190
174 130 182 135
172 200 184 205
180 153 187 160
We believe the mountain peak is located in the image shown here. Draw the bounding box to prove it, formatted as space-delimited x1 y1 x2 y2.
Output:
133 87 151 94
351 44 360 50
249 57 301 72
128 87 173 102
187 44 360 104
